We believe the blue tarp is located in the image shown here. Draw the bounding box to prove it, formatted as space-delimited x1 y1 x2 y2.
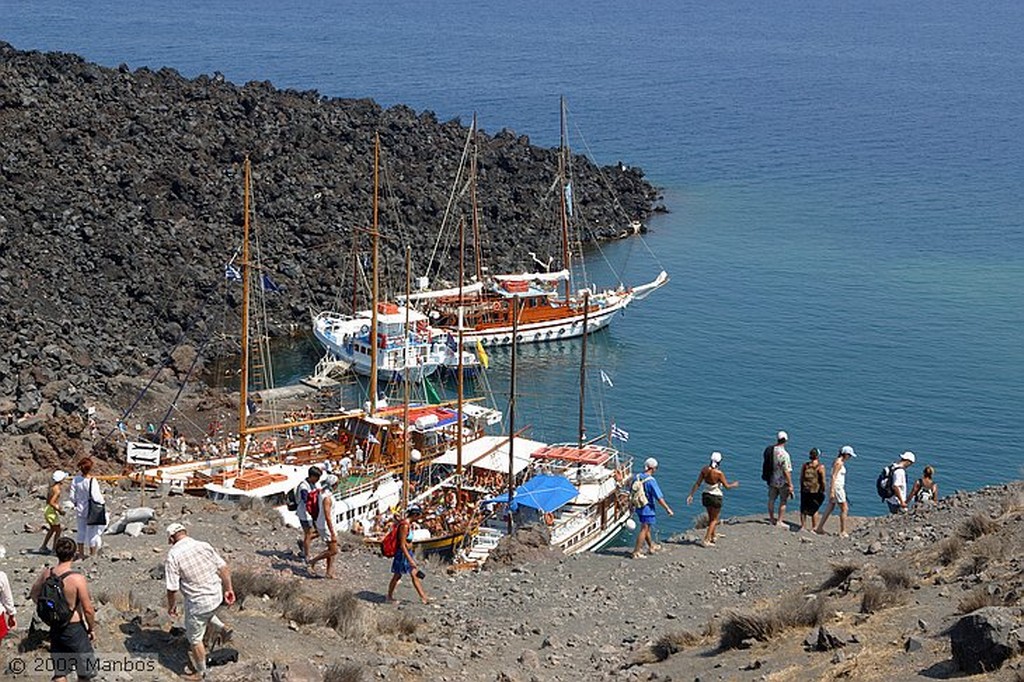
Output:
482 474 579 513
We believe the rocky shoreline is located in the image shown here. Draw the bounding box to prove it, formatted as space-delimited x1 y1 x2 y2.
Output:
0 479 1021 681
0 42 664 430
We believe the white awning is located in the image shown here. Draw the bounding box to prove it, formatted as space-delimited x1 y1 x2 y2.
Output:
400 281 486 302
493 269 569 283
433 435 546 476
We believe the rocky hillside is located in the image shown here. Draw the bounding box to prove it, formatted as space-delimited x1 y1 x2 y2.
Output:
0 42 663 417
1 476 1021 681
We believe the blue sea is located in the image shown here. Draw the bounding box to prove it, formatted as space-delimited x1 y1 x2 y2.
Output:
6 0 1023 536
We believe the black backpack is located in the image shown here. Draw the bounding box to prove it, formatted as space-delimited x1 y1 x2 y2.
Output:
285 486 299 512
761 446 774 482
35 570 77 628
876 464 896 500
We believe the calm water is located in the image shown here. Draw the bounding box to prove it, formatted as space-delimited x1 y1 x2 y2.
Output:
7 0 1023 535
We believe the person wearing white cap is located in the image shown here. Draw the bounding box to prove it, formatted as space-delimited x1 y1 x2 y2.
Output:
40 470 68 554
686 452 739 547
766 431 794 528
816 445 856 537
885 451 917 514
165 523 235 680
630 457 674 559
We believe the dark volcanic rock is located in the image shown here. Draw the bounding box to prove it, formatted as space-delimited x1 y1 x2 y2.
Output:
0 42 664 410
949 606 1023 674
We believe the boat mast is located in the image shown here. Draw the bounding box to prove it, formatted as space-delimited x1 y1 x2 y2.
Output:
506 296 519 534
238 156 252 468
401 245 411 510
470 114 484 284
558 96 572 303
578 290 589 450
457 217 465 506
369 133 380 417
351 222 360 316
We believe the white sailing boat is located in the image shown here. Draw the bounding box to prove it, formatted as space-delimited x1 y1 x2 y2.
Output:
406 101 668 347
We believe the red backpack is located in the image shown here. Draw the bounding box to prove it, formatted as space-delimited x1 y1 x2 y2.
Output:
381 522 400 558
305 488 321 518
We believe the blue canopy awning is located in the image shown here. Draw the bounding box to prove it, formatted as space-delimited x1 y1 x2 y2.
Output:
482 474 579 513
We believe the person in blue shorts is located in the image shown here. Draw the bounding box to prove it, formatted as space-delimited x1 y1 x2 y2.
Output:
631 457 674 558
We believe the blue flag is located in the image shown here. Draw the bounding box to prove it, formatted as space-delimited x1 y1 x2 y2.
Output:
260 274 282 293
225 264 242 282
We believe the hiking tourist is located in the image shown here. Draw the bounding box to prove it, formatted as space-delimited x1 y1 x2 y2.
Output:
766 431 794 528
816 445 856 536
885 451 916 513
0 563 15 640
910 465 939 506
165 523 235 681
294 465 322 562
70 458 104 558
308 474 338 579
631 457 674 558
799 448 827 531
686 451 739 547
29 536 97 682
41 469 68 554
387 506 429 604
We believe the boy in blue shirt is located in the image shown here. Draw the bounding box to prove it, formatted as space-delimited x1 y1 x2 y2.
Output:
632 457 674 558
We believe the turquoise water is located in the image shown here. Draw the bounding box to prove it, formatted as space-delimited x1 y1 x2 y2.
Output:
6 0 1023 534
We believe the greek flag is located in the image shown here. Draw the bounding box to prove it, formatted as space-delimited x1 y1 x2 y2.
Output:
610 423 629 442
225 264 242 282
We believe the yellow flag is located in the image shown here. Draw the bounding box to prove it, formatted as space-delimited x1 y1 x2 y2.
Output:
475 339 490 370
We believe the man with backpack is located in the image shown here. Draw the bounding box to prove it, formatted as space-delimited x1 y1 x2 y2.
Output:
883 451 916 513
294 466 322 562
765 431 794 528
165 523 235 681
630 457 674 559
29 536 97 682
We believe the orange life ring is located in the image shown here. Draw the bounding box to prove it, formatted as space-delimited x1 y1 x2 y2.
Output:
544 512 555 526
260 439 274 454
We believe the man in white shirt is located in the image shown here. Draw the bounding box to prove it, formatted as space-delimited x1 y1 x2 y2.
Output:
767 431 794 527
165 523 235 681
886 451 916 513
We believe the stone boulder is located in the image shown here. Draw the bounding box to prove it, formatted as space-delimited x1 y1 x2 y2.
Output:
949 606 1023 673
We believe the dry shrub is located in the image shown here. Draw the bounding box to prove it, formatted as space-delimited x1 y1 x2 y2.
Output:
285 599 323 626
998 491 1024 517
775 594 827 628
322 591 369 639
820 562 859 591
938 536 963 566
719 595 828 650
377 613 418 637
232 569 302 609
692 513 709 530
323 663 363 682
958 588 1007 614
719 611 777 650
959 535 1007 577
959 512 997 541
651 631 702 661
860 582 903 614
879 565 914 590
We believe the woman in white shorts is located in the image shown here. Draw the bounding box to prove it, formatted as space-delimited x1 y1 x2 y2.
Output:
815 445 856 537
